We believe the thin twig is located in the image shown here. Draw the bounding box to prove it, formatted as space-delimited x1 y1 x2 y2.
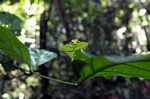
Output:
13 65 79 86
39 74 79 86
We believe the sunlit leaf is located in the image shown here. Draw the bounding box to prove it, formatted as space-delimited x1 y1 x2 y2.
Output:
61 40 88 58
29 48 57 70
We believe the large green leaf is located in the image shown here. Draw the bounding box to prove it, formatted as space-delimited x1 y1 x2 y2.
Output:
0 26 31 65
0 12 22 35
62 41 150 81
79 52 150 81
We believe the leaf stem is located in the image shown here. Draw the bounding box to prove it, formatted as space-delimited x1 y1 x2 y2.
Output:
12 65 79 86
39 74 79 86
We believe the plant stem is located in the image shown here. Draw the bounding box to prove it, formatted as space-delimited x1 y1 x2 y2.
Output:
39 74 79 86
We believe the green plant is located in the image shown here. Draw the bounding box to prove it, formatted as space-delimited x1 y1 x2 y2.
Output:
1 25 150 86
0 26 57 71
0 25 80 87
62 40 150 82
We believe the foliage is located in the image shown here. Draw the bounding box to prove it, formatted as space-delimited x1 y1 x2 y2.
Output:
0 26 57 71
62 40 150 81
0 26 31 65
0 0 150 98
0 12 23 35
61 40 88 58
29 48 57 70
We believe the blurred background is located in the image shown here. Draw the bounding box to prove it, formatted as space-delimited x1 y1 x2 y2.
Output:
0 0 150 99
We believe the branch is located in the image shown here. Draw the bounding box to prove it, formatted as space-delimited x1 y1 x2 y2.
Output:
13 65 78 86
39 74 78 86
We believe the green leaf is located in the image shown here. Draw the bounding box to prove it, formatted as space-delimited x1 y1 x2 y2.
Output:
0 26 31 65
0 12 23 35
63 41 150 81
80 53 150 81
61 40 88 58
29 48 57 70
